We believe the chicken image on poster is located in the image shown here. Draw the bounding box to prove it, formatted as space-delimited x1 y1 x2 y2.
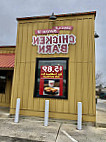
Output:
39 66 63 96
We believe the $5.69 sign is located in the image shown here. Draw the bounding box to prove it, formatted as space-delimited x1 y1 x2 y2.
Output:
40 66 63 78
42 66 63 73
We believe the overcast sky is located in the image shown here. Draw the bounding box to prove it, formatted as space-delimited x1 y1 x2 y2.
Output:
0 0 105 85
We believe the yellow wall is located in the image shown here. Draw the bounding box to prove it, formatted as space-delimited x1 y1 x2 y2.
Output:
0 71 13 107
10 14 96 122
0 47 15 107
0 47 15 54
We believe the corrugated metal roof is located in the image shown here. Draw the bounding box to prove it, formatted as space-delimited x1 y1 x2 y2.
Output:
0 53 15 68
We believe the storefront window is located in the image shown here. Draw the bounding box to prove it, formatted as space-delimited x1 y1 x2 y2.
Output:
0 71 7 94
34 58 68 99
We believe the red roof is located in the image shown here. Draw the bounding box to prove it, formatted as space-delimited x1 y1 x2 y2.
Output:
0 53 15 68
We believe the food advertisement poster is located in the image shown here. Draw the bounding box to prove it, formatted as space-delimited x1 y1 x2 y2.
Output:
39 66 63 96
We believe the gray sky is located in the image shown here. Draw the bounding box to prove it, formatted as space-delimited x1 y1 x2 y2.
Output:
0 0 105 85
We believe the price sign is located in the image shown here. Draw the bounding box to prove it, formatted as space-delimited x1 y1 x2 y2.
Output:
39 65 63 96
41 66 63 73
42 66 63 73
40 66 63 79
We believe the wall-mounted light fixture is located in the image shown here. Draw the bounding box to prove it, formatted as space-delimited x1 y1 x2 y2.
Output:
49 13 57 20
94 32 99 38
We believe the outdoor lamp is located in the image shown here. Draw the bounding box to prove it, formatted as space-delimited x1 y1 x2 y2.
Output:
94 32 99 38
49 13 57 20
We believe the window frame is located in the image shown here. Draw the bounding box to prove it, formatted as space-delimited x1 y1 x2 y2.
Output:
34 57 69 99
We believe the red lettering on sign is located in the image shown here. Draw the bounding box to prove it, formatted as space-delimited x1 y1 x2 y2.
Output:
45 45 52 54
52 45 59 53
59 35 62 44
46 36 52 44
53 26 73 31
38 45 45 54
53 36 58 44
32 36 39 45
60 44 68 53
32 34 76 54
69 34 76 44
40 36 45 44
62 35 68 44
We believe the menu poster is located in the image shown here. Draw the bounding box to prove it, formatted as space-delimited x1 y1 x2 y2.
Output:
39 66 63 96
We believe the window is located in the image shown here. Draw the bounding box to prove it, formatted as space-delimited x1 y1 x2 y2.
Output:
34 58 68 99
0 71 7 94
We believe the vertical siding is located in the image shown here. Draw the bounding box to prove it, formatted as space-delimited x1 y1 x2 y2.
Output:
10 15 96 121
0 71 13 107
0 48 15 107
10 63 19 108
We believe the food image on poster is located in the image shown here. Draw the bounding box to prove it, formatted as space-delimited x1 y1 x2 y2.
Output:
39 65 63 97
43 79 60 96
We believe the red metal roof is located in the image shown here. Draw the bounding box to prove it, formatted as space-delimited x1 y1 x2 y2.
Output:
0 53 15 68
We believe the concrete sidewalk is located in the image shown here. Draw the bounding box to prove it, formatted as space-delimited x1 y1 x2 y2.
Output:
96 99 106 112
96 99 106 127
0 106 106 142
0 117 106 142
96 110 106 127
0 106 10 118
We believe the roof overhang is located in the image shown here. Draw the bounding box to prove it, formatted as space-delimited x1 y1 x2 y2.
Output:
0 53 15 69
17 11 96 21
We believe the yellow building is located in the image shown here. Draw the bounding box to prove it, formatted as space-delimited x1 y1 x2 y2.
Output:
0 46 15 107
0 11 96 122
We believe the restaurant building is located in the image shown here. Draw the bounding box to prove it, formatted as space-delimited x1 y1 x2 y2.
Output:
0 11 96 122
0 46 15 107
